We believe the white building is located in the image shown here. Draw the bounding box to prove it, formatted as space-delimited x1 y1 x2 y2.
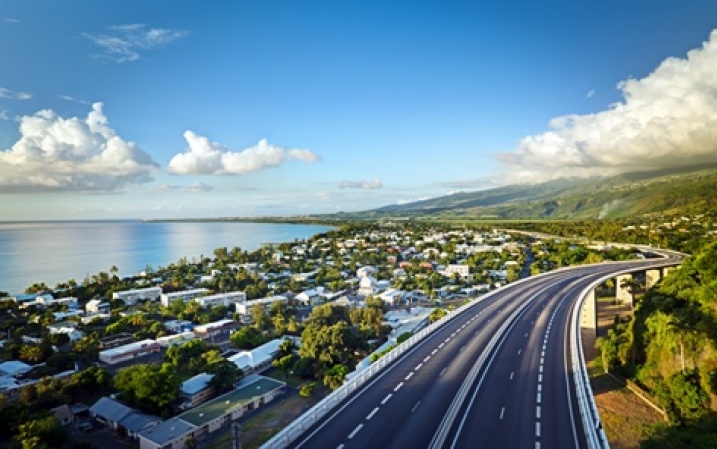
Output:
156 332 196 348
164 320 194 333
160 288 210 308
98 339 161 365
193 319 237 337
234 295 287 316
193 291 246 308
112 287 162 305
228 337 301 373
444 264 471 279
47 322 84 342
85 299 110 315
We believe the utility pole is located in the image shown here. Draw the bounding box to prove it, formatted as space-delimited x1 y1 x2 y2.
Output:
232 422 242 449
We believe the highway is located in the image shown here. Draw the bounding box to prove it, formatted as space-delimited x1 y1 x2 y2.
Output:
285 258 679 449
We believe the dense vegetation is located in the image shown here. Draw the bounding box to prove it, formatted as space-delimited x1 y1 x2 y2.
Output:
598 241 717 447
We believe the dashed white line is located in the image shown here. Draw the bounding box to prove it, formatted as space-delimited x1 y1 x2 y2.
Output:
459 345 466 352
440 367 447 376
500 406 506 419
535 442 541 449
525 332 528 338
439 342 445 348
349 423 364 439
510 371 514 380
411 400 421 413
538 384 542 392
424 356 431 362
536 405 541 419
381 393 393 405
405 372 414 380
536 422 541 437
537 392 542 404
337 444 345 449
518 348 522 356
415 363 423 371
538 374 543 383
431 349 438 355
541 351 545 357
539 365 543 373
394 382 404 392
366 407 379 420
540 357 544 364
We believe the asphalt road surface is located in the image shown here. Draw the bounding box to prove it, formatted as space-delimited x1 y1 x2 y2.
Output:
287 258 678 449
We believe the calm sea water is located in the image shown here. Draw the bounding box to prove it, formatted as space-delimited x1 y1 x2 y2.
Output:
0 221 332 294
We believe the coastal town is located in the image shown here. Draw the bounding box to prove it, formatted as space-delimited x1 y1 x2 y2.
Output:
0 221 648 448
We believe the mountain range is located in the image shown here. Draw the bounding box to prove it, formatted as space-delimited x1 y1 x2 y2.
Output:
334 164 717 220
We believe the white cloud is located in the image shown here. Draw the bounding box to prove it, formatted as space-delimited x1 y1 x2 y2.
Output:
59 95 90 105
156 182 213 193
0 102 158 192
4 18 19 23
83 24 189 63
397 196 433 205
0 110 9 121
586 89 595 98
168 131 321 175
500 29 717 182
0 87 30 100
339 178 383 189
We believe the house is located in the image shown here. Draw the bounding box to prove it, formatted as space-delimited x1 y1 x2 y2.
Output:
228 337 301 374
379 289 404 306
112 287 162 306
98 339 161 365
89 397 135 430
156 332 196 348
444 264 471 279
234 295 287 316
193 319 238 338
180 373 215 409
86 299 110 315
51 404 75 426
47 322 84 342
295 288 323 306
164 320 194 333
52 310 83 321
0 360 32 377
192 291 246 308
160 288 210 308
119 413 162 439
357 276 377 297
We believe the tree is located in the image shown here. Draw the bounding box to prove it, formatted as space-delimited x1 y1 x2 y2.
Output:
205 360 243 394
19 345 44 364
114 364 180 415
230 326 266 349
14 416 66 449
272 354 296 380
323 364 349 390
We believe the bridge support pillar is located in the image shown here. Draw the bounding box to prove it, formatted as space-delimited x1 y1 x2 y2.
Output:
616 274 634 308
580 288 597 338
645 268 663 290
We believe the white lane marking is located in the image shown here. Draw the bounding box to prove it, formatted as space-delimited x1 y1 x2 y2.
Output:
439 342 445 348
459 345 466 352
540 357 544 364
451 332 456 337
538 384 542 392
537 392 542 403
337 445 344 449
541 351 545 357
536 422 541 437
411 400 421 413
538 374 542 383
381 393 393 405
536 406 541 419
424 356 431 362
445 338 450 343
510 371 514 380
536 442 541 449
405 372 414 380
394 382 404 392
432 349 438 355
366 407 379 420
500 406 505 419
518 348 522 355
416 363 423 370
539 365 543 373
525 332 528 338
349 423 364 439
440 367 447 376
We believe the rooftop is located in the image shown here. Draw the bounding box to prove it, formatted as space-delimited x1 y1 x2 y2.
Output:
179 377 284 427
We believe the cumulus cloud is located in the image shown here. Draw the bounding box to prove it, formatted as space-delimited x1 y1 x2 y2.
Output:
339 178 383 189
83 24 189 63
0 102 158 192
500 29 717 182
0 87 31 100
167 131 321 175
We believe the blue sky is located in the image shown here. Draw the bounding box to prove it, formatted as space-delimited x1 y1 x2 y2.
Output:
1 1 717 220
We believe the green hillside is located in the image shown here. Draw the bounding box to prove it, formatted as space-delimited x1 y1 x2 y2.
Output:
350 165 717 220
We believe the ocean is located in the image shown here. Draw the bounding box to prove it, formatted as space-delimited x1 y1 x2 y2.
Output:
0 221 332 294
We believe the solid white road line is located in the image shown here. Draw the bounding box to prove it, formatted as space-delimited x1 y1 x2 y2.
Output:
366 407 379 420
349 424 364 439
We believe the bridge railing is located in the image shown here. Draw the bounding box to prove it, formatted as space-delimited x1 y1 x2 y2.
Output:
570 259 680 449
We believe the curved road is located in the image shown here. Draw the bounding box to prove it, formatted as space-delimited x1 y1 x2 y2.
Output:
287 258 678 449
